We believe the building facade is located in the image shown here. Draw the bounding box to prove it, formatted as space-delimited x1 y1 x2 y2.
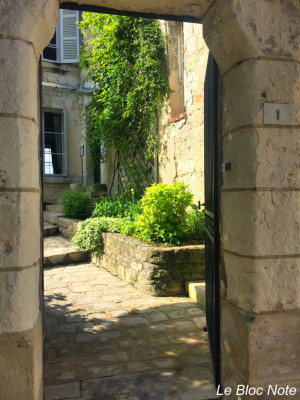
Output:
42 9 98 205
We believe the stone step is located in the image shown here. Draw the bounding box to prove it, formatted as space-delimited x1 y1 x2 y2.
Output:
43 222 59 237
44 235 89 267
186 281 206 310
45 204 62 212
44 211 63 225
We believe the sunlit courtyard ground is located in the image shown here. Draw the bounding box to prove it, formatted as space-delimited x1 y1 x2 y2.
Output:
44 259 218 400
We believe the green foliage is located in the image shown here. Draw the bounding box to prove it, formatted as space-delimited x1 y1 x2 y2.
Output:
73 217 124 254
79 14 170 193
186 208 205 242
92 192 141 220
137 183 194 245
73 184 205 255
60 187 91 220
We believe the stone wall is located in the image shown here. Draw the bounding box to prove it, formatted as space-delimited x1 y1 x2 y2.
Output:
57 217 81 241
158 22 209 202
92 233 205 296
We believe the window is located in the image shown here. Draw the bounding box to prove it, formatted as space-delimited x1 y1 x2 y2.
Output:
43 110 66 176
43 10 80 63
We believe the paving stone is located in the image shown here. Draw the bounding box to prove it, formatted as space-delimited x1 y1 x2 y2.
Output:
44 382 81 400
148 311 169 322
52 324 77 334
126 362 152 373
123 316 148 327
45 316 61 326
54 371 76 382
44 335 72 348
167 310 187 319
64 314 86 323
87 364 123 378
102 294 122 302
76 297 100 305
118 339 146 349
148 336 169 346
99 351 129 362
186 307 205 316
87 312 108 320
75 333 94 344
151 358 179 369
110 309 129 318
93 302 115 311
173 320 195 331
98 330 122 341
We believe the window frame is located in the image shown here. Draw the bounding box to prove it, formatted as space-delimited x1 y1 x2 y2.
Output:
42 108 67 177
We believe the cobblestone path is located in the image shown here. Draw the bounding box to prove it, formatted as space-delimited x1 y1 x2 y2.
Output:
44 262 218 400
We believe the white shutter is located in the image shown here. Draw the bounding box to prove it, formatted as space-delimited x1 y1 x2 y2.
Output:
60 9 79 63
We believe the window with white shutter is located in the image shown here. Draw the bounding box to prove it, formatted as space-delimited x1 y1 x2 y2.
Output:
42 9 79 63
60 9 80 63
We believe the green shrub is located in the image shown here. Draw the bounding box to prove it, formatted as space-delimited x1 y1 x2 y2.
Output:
92 193 141 220
60 186 91 219
186 208 205 241
137 183 194 245
73 217 124 254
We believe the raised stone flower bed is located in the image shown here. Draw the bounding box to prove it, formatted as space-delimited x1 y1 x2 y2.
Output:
92 233 205 296
57 217 205 296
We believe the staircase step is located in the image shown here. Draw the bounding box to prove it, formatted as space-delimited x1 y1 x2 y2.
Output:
186 281 206 310
44 222 59 237
44 211 63 225
44 235 89 267
45 204 62 212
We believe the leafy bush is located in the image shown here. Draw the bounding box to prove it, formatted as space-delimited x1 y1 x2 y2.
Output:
92 193 141 220
60 186 91 219
186 208 205 241
137 183 194 245
73 217 124 254
72 184 205 255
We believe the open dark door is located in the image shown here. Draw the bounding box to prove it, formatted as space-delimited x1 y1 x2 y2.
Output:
204 53 221 387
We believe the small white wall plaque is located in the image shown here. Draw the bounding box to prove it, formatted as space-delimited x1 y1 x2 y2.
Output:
264 103 292 125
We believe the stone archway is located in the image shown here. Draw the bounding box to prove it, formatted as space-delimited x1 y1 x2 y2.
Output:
0 1 299 399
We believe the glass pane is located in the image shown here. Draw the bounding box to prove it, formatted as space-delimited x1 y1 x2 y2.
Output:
44 150 63 175
50 31 57 46
43 31 57 61
45 132 63 154
44 112 62 133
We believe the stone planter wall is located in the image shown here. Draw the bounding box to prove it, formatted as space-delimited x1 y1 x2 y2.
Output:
92 233 205 296
57 217 81 241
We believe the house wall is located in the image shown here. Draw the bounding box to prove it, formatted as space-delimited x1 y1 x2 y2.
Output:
158 22 208 202
42 62 94 203
0 1 299 399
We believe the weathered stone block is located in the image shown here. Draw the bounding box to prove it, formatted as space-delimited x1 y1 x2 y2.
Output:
221 301 300 391
222 191 300 256
0 118 39 189
0 267 41 333
223 252 300 313
0 192 40 269
223 127 300 190
0 315 42 400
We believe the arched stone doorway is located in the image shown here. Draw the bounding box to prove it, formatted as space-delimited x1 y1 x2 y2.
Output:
0 1 299 399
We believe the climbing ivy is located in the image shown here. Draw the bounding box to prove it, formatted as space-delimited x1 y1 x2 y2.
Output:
79 13 170 195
